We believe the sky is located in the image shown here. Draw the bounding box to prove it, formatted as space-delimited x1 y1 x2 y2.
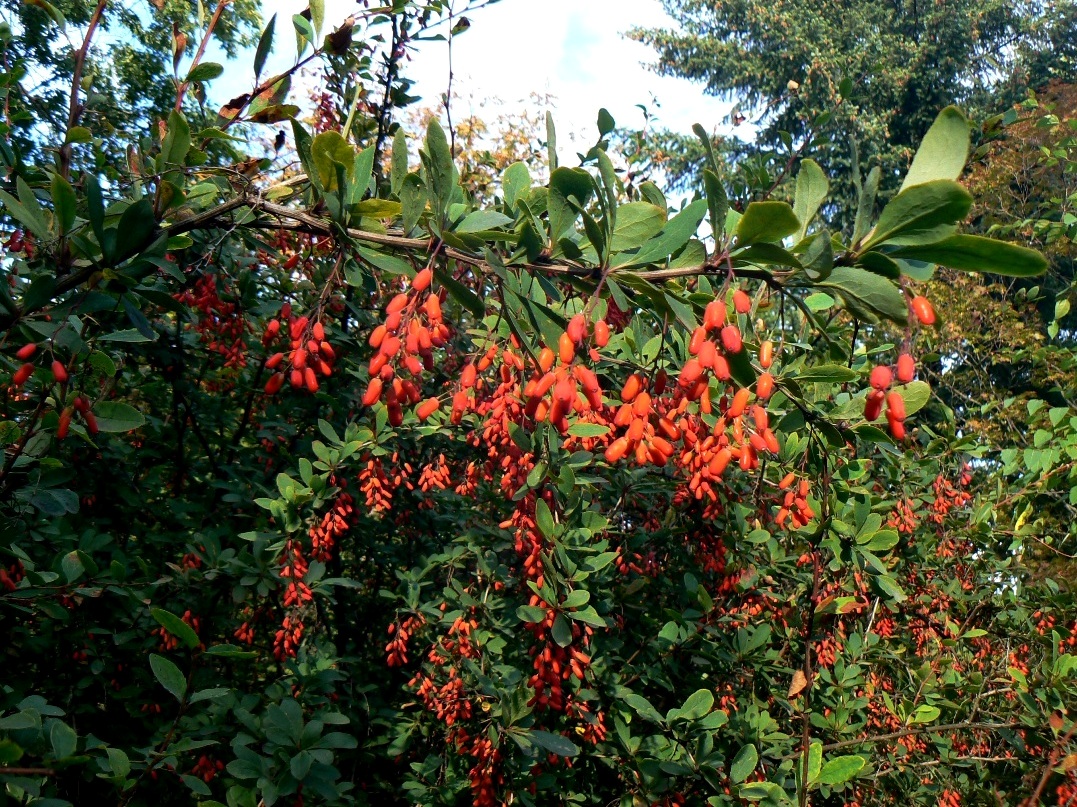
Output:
261 0 737 158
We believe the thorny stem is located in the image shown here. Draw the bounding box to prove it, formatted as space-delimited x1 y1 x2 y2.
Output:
59 0 107 182
174 0 231 113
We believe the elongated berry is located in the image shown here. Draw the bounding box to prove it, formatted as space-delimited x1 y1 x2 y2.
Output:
621 374 643 403
896 353 915 383
704 299 726 330
567 313 587 344
911 295 936 325
16 343 36 360
51 361 68 383
756 372 774 400
733 289 751 314
416 398 439 421
265 373 285 394
758 340 773 369
728 387 750 419
12 363 33 386
605 436 630 463
886 390 906 421
412 267 433 291
593 319 610 347
720 325 743 353
558 332 575 364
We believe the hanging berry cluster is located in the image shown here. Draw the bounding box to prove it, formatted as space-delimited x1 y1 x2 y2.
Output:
363 267 450 423
263 303 338 395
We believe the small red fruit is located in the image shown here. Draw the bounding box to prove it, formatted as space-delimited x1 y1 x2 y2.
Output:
896 353 916 383
870 365 892 391
733 289 751 314
911 295 936 326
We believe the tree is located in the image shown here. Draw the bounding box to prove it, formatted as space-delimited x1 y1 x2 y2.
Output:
630 0 1077 212
1 2 1074 806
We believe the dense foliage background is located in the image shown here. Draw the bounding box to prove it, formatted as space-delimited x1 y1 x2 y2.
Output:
0 2 1075 806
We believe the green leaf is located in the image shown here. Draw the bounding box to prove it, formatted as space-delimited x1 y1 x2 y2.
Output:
535 497 556 538
162 109 191 167
308 0 323 36
502 161 531 210
807 740 823 784
391 129 409 197
910 704 941 724
703 169 728 243
863 180 972 250
203 644 257 659
151 608 200 649
852 165 880 246
311 131 354 192
65 126 92 144
353 199 400 220
819 266 907 323
611 202 666 252
516 605 546 623
0 184 50 240
737 782 785 801
676 688 714 720
61 550 84 582
793 159 828 242
548 166 594 247
149 654 187 702
891 235 1047 277
551 614 572 647
900 106 970 192
817 754 865 786
735 201 800 247
348 145 376 205
434 265 484 317
527 730 579 757
567 423 609 437
794 363 860 384
114 200 158 263
50 174 76 235
422 119 455 223
186 62 223 82
614 199 707 269
254 14 276 77
892 380 931 418
290 749 312 780
873 574 908 602
456 210 513 233
546 111 558 171
188 687 231 704
622 693 664 723
100 328 153 343
92 402 146 433
730 744 758 784
49 721 77 759
597 107 615 136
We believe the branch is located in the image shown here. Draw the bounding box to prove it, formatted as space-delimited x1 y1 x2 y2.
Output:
0 767 58 776
780 721 1022 760
59 0 107 181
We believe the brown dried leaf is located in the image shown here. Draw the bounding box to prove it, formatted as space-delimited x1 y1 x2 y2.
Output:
788 669 808 698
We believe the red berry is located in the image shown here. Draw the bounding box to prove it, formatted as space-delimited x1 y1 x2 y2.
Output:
870 365 892 391
911 295 936 326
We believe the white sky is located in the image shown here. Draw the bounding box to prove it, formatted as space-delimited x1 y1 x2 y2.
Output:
260 0 737 158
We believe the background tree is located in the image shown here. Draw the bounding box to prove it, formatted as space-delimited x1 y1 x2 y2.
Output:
630 0 1077 214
